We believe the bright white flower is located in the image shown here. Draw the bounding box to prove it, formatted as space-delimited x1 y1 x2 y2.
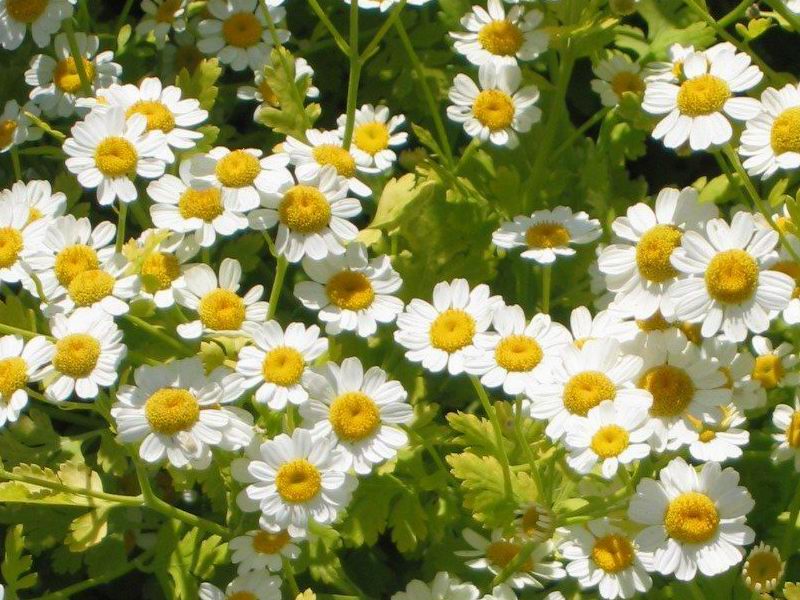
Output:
701 335 765 410
526 337 651 441
643 43 695 83
493 206 602 264
768 236 800 324
514 502 554 542
450 0 547 66
233 427 356 537
457 529 565 590
598 186 717 320
628 457 754 580
336 104 407 172
643 44 762 150
740 83 800 178
394 279 502 375
239 56 318 114
591 53 646 107
481 584 517 600
0 335 52 427
1 180 66 222
294 243 403 337
300 357 412 475
668 404 749 462
391 572 480 600
0 0 73 50
197 0 288 72
742 542 785 594
0 197 49 286
772 397 800 470
567 306 634 347
133 229 194 308
448 62 540 148
561 518 653 599
668 212 794 342
64 107 172 206
229 529 301 574
136 0 187 48
199 571 281 600
617 317 702 355
465 305 571 396
0 100 42 153
247 166 360 263
25 33 121 119
41 308 126 401
175 258 269 339
751 335 799 391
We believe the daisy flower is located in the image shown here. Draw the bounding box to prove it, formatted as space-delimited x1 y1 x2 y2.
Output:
0 196 50 286
769 236 800 324
188 146 292 212
526 337 651 441
197 0 288 72
668 404 749 463
644 43 695 83
0 100 42 153
643 44 763 150
701 335 765 410
772 396 800 470
447 62 541 148
299 357 413 475
561 518 653 600
229 529 302 574
450 0 547 66
174 258 268 339
742 542 785 594
464 305 571 396
629 457 754 580
482 585 517 600
1 179 66 222
0 335 52 427
598 186 717 320
563 400 651 479
336 104 407 173
63 107 172 206
567 306 633 348
394 278 502 375
493 206 602 264
233 427 356 537
346 0 434 11
514 502 555 542
247 166 361 263
41 308 126 402
457 529 565 590
391 572 480 600
0 0 73 50
136 0 187 48
668 211 794 342
740 83 800 178
591 53 646 107
751 335 799 391
199 571 281 600
293 243 404 337
226 320 327 410
25 33 121 119
133 229 193 309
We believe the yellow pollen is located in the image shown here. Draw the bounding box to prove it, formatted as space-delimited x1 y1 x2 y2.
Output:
54 57 96 94
215 150 260 188
486 540 533 572
525 222 571 249
221 12 262 48
278 185 331 234
591 534 635 573
94 137 138 178
0 120 18 149
275 459 321 503
252 530 290 554
178 187 223 222
639 364 695 417
5 0 47 23
788 412 800 448
590 424 630 458
329 391 381 442
636 225 682 283
679 321 703 345
744 550 784 592
0 227 23 269
771 107 800 155
672 60 684 78
563 371 616 416
353 122 390 156
27 207 43 223
54 244 99 287
473 89 515 132
676 74 731 117
477 20 524 56
126 100 175 133
0 357 27 400
636 312 671 332
705 249 759 304
144 388 200 435
574 337 590 349
312 145 356 178
429 309 476 353
325 270 374 311
198 289 245 331
141 252 181 293
155 0 181 22
775 215 797 236
262 346 305 387
664 492 720 544
494 335 543 372
53 334 100 378
699 429 717 443
67 269 115 306
752 354 784 390
771 260 800 299
610 71 645 97
227 593 257 600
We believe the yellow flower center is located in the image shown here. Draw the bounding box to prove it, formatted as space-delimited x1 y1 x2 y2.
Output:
676 74 731 117
705 249 759 304
54 57 96 94
275 459 321 503
178 187 223 222
251 530 290 554
198 289 245 331
0 120 18 149
636 311 672 332
0 227 23 269
473 89 515 132
699 429 717 443
27 207 42 223
590 424 630 458
325 270 375 311
672 61 684 78
6 0 47 23
477 20 524 56
278 185 331 234
775 215 797 236
221 12 262 48
94 137 138 178
752 354 784 390
610 71 645 98
144 388 200 435
639 364 695 417
141 252 181 293
745 550 784 591
591 534 635 573
494 335 543 372
664 492 720 544
771 107 800 155
227 593 256 600
353 122 390 156
520 505 546 538
53 334 100 378
215 150 260 188
126 100 175 133
0 357 28 400
312 145 356 178
787 412 800 448
262 346 305 387
772 260 800 299
329 391 381 442
525 222 571 249
563 371 616 416
68 269 115 306
636 225 682 283
54 244 99 287
680 321 703 344
155 0 181 22
429 309 476 353
486 540 533 571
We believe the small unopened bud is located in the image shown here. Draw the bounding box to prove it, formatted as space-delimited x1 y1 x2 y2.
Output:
746 4 761 19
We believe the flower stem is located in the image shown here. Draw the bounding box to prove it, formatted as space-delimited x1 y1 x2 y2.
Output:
782 478 800 556
9 146 21 180
306 0 350 55
513 397 543 500
267 255 288 320
116 202 127 252
764 0 800 33
551 106 611 160
62 18 92 96
0 322 50 340
341 0 361 149
123 314 192 357
718 0 755 27
23 111 66 142
469 375 513 500
0 466 142 506
359 0 407 62
541 265 552 314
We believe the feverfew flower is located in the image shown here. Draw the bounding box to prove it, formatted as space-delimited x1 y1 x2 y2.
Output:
751 335 799 391
199 571 281 600
0 197 49 286
1 179 66 222
0 100 42 153
742 542 785 594
0 335 52 427
136 0 187 48
567 306 633 347
239 57 318 114
701 336 764 410
769 236 800 324
644 43 695 83
772 397 800 470
336 104 407 173
668 404 749 462
132 229 193 308
740 83 800 178
0 0 73 50
391 572 480 600
591 53 646 107
229 529 302 574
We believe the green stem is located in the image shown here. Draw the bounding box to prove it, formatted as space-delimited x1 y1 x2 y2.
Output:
469 375 513 500
62 19 92 96
782 478 800 556
686 581 705 600
551 107 611 160
307 0 350 55
765 0 800 33
123 314 191 357
267 255 288 320
0 322 49 340
283 559 301 597
718 0 755 27
513 397 543 500
359 0 407 61
116 202 128 252
491 538 537 586
116 0 136 29
0 466 142 506
23 111 66 142
341 0 361 149
10 146 21 180
541 265 552 314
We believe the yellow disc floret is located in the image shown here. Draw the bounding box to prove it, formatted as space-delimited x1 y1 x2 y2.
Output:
312 145 356 178
278 185 331 234
94 137 138 178
126 100 175 133
54 57 96 95
486 540 533 571
473 90 515 132
429 309 476 353
54 244 99 287
639 364 695 417
275 459 322 503
636 225 682 283
676 74 731 117
771 107 800 155
705 249 759 304
591 534 635 573
478 20 524 56
752 354 784 390
0 120 18 150
178 187 224 222
636 311 672 332
664 491 719 544
590 424 630 458
198 289 246 331
252 530 290 554
155 0 182 22
141 252 181 293
326 270 375 311
563 371 616 416
222 12 262 48
353 122 390 156
0 357 28 400
494 335 543 372
525 223 571 249
67 269 115 306
0 227 23 269
744 547 784 593
6 0 47 23
787 411 800 448
215 150 260 188
144 388 200 435
262 347 305 387
329 391 381 442
611 71 645 98
53 334 100 378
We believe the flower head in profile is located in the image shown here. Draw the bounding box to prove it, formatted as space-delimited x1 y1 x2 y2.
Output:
591 53 646 107
667 404 749 463
740 83 800 178
2 179 66 222
772 395 800 471
199 571 281 600
0 335 52 427
0 100 42 153
0 196 50 287
229 529 302 574
136 0 187 48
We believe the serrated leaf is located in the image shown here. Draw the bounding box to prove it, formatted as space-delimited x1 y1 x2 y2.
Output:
65 506 110 551
446 452 520 527
2 525 37 596
388 491 427 553
254 48 316 137
0 462 109 507
176 59 222 112
446 411 497 451
339 475 401 547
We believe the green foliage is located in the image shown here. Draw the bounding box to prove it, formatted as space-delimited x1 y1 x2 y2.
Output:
1 525 37 598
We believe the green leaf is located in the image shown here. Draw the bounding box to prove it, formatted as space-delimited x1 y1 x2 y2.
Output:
65 506 110 551
446 411 497 452
0 462 109 507
388 490 428 553
446 452 518 527
2 525 38 597
96 431 128 476
339 475 402 547
176 59 222 112
117 24 132 52
254 48 317 138
365 174 437 232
